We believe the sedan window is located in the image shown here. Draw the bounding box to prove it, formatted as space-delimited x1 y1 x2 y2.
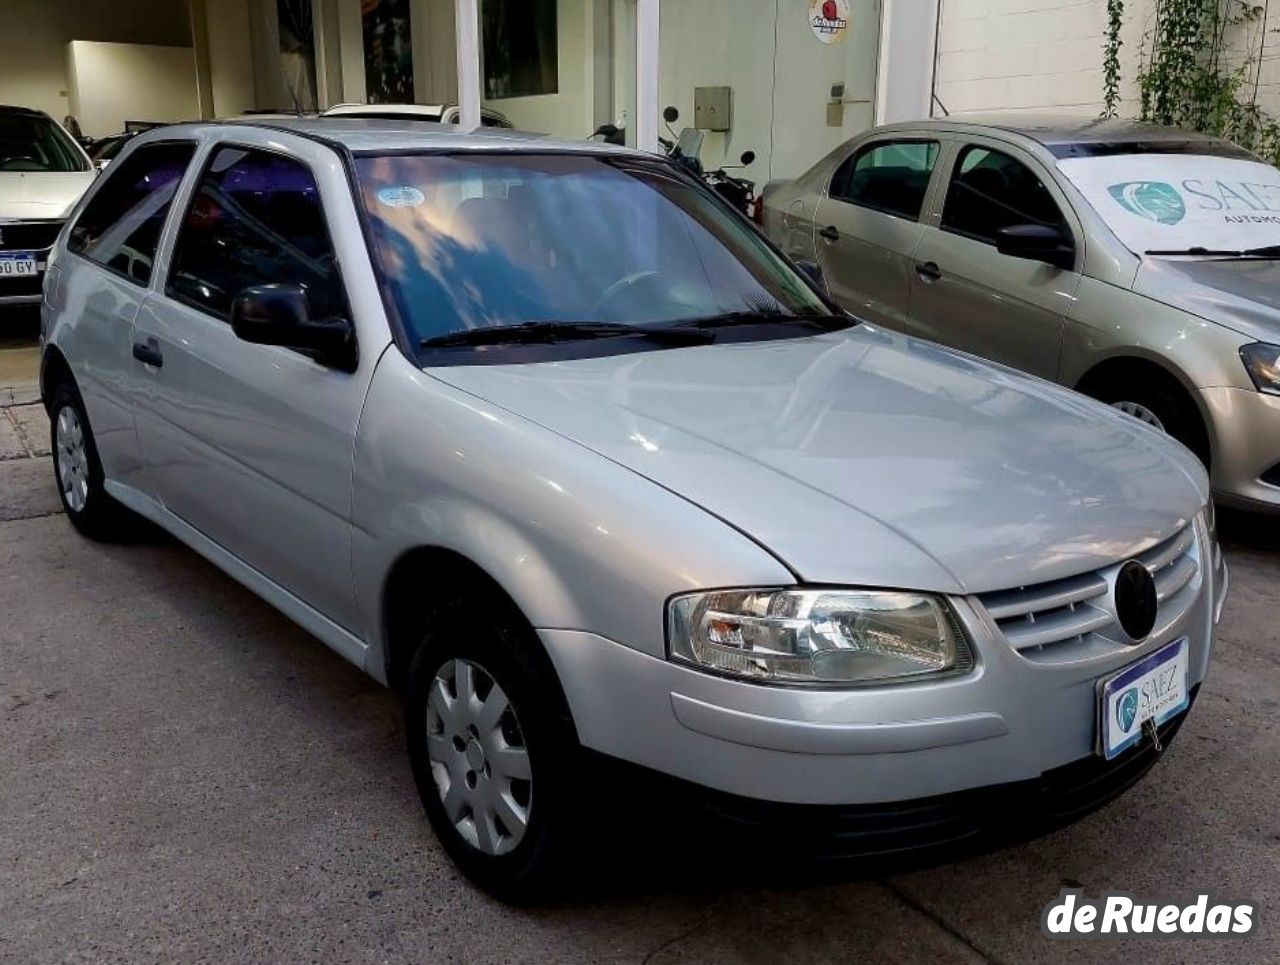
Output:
166 146 346 321
68 141 196 286
829 140 939 220
941 146 1067 245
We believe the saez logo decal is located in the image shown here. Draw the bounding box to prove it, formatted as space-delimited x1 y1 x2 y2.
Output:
1116 687 1140 733
1108 181 1187 225
809 0 850 44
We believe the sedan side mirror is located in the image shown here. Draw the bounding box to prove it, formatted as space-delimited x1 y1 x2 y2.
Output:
230 284 358 372
995 224 1074 271
795 260 825 287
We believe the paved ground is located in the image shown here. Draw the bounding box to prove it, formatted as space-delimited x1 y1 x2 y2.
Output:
1 321 1278 963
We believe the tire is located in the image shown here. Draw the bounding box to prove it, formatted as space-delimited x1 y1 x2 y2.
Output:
48 380 136 540
404 601 582 902
1089 376 1211 468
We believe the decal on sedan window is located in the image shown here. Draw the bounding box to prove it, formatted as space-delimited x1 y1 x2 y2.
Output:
376 186 425 208
1059 154 1280 253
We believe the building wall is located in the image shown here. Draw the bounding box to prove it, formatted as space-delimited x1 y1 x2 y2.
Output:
207 0 257 117
66 42 200 138
0 0 191 122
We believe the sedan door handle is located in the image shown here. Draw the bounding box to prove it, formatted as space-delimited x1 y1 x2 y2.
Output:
132 338 164 368
915 261 942 282
818 224 840 242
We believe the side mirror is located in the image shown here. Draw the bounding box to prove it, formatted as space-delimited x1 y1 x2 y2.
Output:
796 260 825 287
740 150 756 166
995 224 1074 270
663 106 680 124
230 284 357 371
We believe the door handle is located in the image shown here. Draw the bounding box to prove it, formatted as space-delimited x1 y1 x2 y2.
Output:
818 224 840 242
132 338 164 368
915 261 942 282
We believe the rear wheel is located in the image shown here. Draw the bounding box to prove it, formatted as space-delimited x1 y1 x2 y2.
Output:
404 601 582 902
48 381 136 540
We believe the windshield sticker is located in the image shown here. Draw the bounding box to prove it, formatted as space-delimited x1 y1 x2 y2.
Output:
1058 154 1280 254
377 186 425 208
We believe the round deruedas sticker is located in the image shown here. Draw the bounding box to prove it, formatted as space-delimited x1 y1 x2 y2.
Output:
377 186 426 208
809 0 850 44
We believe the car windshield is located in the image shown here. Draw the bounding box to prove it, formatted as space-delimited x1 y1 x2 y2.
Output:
0 112 88 173
1057 152 1280 256
354 153 832 356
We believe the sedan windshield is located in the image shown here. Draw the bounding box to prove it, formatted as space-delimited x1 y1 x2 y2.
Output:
1057 152 1280 257
0 112 88 173
354 153 833 357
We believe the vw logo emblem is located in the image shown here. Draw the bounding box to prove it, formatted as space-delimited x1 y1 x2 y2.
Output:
1115 560 1158 641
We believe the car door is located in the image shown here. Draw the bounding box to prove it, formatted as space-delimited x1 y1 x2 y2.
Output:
907 139 1083 380
811 138 941 331
130 138 382 633
49 140 197 490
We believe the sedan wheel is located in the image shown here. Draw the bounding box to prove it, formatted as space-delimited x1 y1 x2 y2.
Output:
1111 400 1166 432
55 406 90 513
425 658 533 856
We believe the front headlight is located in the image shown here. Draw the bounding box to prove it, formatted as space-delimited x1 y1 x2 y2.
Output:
667 588 973 686
1240 342 1280 395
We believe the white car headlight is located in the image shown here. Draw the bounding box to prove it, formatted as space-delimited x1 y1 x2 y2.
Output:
667 588 973 686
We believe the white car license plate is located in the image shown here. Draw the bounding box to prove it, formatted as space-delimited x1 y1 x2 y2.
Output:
0 253 37 277
1098 637 1189 759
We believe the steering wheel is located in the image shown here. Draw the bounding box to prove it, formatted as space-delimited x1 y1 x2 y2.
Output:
590 270 661 314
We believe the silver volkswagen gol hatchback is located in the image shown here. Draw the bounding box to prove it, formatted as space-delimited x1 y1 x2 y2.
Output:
41 119 1227 900
764 115 1280 514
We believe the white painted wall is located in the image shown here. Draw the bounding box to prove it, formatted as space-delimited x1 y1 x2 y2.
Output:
207 0 258 116
0 0 190 122
933 0 1146 117
66 41 200 137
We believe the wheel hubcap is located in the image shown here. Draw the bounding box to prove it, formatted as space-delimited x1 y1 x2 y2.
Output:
425 658 532 856
55 406 90 513
1111 400 1166 432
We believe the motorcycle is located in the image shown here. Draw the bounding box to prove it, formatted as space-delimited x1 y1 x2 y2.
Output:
592 107 759 220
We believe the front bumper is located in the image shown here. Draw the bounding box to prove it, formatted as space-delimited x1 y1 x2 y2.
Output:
1202 386 1280 510
539 532 1225 807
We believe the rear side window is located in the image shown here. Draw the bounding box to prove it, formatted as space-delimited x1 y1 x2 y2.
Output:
941 145 1067 244
166 146 345 321
68 142 195 286
829 140 939 220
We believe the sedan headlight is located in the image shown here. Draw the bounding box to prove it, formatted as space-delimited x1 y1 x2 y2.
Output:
1240 342 1280 395
667 588 972 686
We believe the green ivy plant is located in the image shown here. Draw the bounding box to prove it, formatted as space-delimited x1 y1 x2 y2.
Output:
1103 0 1280 164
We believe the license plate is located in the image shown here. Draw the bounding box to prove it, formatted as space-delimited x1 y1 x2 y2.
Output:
1098 637 1189 759
0 253 37 277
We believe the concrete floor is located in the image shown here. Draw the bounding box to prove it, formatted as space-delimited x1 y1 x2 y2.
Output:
1 328 1277 964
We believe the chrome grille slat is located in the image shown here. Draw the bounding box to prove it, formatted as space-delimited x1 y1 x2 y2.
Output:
977 523 1201 665
1155 552 1197 602
1139 526 1194 573
1000 605 1115 651
982 572 1108 621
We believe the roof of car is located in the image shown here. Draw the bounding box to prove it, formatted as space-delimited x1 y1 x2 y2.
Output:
206 116 639 157
0 105 49 118
883 112 1231 147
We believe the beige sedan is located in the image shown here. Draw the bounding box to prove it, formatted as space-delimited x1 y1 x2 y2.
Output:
764 114 1280 513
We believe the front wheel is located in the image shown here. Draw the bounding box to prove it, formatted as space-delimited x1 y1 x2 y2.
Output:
1090 378 1211 468
404 604 583 901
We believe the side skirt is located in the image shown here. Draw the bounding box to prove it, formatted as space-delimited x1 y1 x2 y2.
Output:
105 480 372 674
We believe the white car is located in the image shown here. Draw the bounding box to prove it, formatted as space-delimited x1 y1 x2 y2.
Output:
0 106 96 306
321 102 513 128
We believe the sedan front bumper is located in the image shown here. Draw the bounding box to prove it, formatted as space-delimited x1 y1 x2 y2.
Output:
1202 385 1280 510
538 543 1223 807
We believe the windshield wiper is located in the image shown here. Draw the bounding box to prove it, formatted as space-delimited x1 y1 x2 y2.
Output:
1146 245 1280 258
419 320 716 349
679 310 850 331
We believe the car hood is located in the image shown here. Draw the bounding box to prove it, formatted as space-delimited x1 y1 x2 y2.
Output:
0 171 95 220
1135 256 1280 342
429 327 1207 594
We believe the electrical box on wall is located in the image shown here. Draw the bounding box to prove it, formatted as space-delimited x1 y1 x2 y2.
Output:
694 86 732 132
